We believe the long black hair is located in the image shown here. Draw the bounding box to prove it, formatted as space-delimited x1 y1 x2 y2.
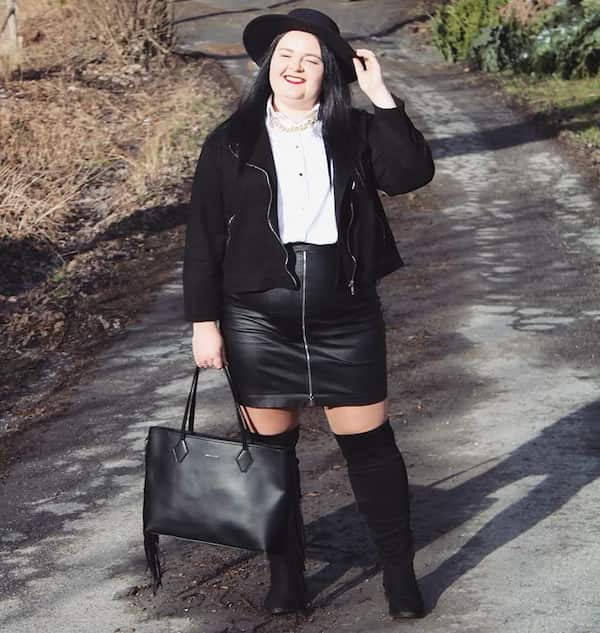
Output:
224 32 364 187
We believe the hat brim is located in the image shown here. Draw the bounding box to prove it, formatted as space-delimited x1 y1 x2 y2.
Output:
243 14 357 84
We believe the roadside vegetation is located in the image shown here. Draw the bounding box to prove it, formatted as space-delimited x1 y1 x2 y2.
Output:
430 0 599 175
0 0 236 452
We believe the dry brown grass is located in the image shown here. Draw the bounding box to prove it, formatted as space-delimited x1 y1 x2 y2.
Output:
18 0 56 21
0 69 228 240
0 0 232 242
17 1 102 74
0 164 94 240
97 79 227 229
15 0 171 73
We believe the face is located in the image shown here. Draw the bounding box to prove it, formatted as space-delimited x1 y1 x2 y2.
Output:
269 30 324 109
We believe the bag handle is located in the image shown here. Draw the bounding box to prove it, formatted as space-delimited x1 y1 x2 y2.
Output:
179 366 253 459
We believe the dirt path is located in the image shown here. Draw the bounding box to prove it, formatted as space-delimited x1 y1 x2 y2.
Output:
2 4 600 633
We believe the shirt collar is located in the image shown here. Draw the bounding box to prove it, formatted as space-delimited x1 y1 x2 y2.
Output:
266 95 321 133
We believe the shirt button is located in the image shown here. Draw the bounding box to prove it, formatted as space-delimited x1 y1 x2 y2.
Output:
299 172 303 176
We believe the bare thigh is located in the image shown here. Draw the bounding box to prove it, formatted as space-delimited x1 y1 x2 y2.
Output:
239 400 388 436
240 406 300 435
324 400 389 435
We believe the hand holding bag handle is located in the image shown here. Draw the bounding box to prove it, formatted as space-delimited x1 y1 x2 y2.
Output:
143 365 293 593
174 365 254 472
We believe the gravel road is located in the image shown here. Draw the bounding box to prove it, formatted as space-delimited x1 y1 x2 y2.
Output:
2 3 600 632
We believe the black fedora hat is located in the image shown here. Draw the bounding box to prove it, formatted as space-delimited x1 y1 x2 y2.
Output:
243 8 358 84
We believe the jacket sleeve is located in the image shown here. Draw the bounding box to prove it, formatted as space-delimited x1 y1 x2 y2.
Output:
183 132 227 322
366 93 435 196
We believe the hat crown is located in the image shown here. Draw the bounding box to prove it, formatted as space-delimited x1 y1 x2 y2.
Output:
242 7 356 83
286 8 341 35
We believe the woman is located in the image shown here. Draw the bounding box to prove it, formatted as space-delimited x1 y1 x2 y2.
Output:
183 7 434 620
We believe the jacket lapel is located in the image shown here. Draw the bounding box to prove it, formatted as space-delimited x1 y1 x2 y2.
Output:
246 122 277 183
244 123 281 232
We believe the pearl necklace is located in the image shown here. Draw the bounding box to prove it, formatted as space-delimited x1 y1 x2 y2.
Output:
269 110 319 133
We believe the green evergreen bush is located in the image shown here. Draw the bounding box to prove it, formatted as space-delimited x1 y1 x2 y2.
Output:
528 1 600 78
433 0 600 78
431 0 509 62
469 19 533 72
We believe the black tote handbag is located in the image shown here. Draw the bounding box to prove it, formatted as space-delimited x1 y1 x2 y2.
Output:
143 366 293 593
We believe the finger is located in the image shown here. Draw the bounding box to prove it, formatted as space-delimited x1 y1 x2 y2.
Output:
352 57 369 75
354 48 376 58
355 50 379 69
352 56 366 73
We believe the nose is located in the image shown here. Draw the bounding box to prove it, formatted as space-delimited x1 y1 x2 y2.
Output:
288 56 304 73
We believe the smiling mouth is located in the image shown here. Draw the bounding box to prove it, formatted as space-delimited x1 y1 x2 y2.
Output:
284 75 305 84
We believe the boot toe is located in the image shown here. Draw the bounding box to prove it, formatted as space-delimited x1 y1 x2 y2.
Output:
386 589 425 619
383 565 425 619
263 575 308 615
264 591 308 615
390 606 425 619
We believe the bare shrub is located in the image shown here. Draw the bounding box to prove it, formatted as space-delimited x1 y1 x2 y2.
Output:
75 0 173 64
499 0 558 25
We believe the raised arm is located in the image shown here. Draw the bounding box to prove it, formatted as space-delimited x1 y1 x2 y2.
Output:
353 48 435 196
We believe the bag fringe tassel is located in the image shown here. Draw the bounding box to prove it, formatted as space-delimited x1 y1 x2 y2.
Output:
291 455 306 571
144 531 162 594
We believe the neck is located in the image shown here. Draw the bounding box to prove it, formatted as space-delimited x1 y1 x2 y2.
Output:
271 94 318 121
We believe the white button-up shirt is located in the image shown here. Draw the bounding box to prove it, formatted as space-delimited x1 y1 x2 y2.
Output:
265 97 338 244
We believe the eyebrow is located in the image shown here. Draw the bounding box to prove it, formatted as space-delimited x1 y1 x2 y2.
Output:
278 47 322 60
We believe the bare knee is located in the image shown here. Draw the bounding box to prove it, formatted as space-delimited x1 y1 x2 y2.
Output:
241 406 300 435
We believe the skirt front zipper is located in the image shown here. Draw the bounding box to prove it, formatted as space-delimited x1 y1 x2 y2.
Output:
301 250 314 405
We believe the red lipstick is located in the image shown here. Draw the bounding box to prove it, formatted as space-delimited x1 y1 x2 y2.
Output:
284 75 305 84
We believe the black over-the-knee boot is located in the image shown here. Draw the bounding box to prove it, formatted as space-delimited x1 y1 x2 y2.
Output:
334 419 425 619
248 425 307 614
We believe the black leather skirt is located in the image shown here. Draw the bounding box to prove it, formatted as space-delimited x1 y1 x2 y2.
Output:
221 242 387 408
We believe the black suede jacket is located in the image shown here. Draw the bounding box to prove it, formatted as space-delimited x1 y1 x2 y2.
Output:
183 94 435 322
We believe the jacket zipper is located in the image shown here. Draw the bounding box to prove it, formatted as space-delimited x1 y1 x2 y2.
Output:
227 144 298 289
347 179 358 295
225 213 236 248
301 250 314 405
